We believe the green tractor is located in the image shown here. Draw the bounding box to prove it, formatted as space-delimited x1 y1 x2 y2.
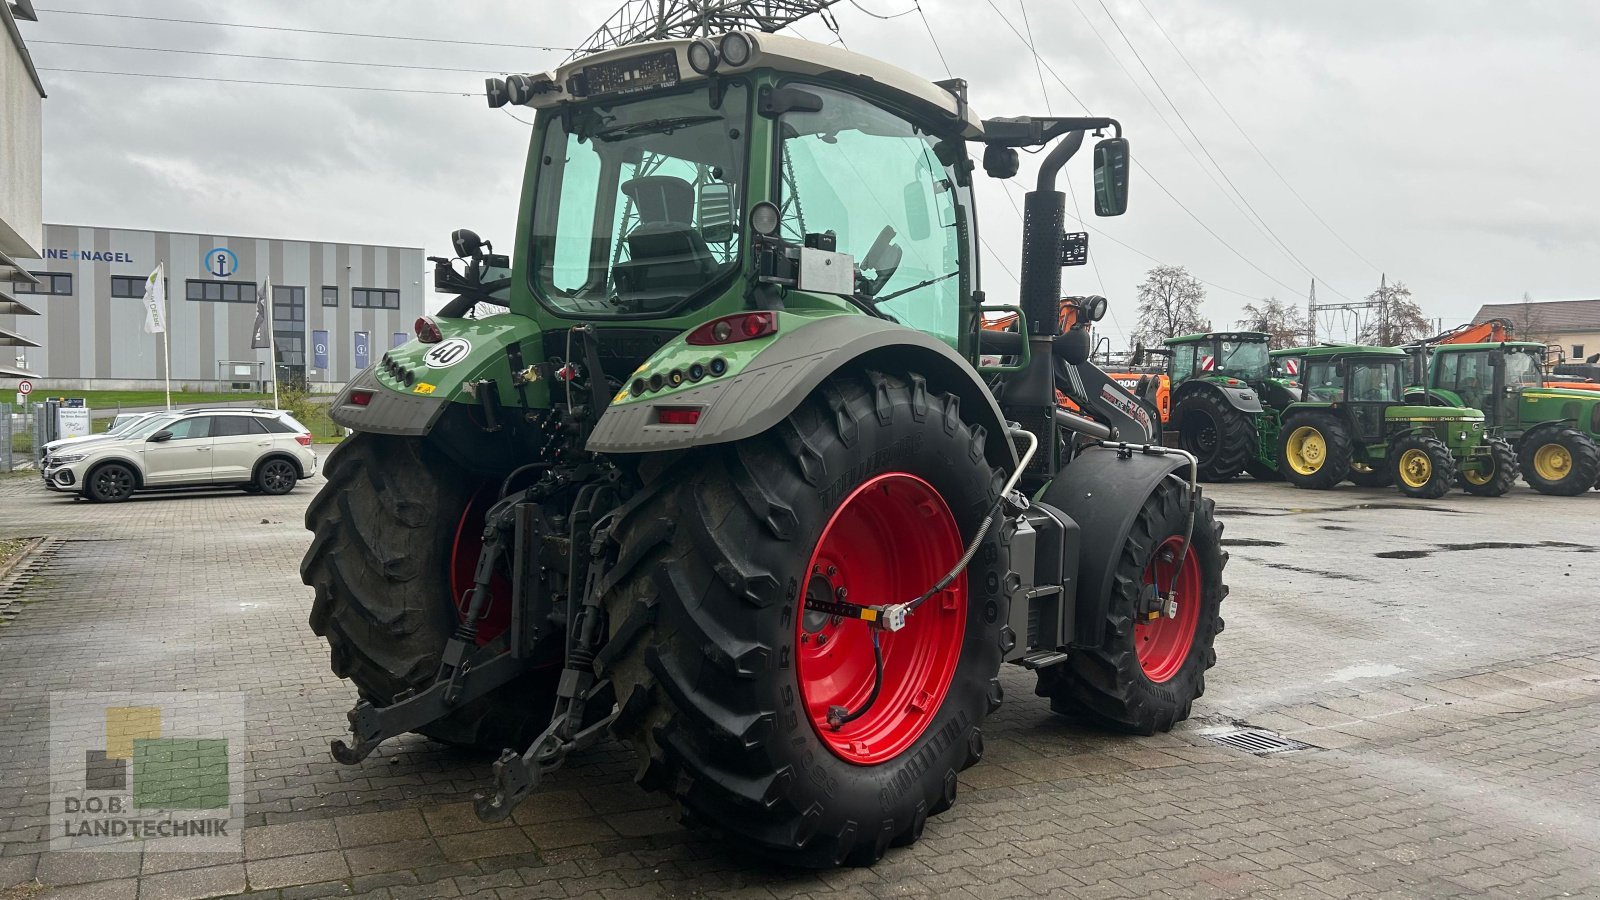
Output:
1276 345 1515 498
303 27 1228 867
1143 332 1274 481
1409 341 1600 495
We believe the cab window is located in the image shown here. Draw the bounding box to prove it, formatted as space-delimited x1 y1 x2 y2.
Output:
1170 344 1197 384
1348 361 1402 402
162 417 212 440
778 86 967 346
1449 351 1491 410
1305 360 1343 401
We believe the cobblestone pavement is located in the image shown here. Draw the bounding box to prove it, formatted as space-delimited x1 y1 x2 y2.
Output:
1 467 1597 900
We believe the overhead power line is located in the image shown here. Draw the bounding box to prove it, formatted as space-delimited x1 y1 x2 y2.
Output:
1133 0 1383 275
1091 0 1351 301
846 0 919 20
32 7 577 51
912 0 952 77
37 67 475 96
32 40 504 74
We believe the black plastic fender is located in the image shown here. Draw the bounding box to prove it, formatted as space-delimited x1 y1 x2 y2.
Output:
586 316 1019 469
1040 445 1191 649
1173 380 1263 415
328 367 450 436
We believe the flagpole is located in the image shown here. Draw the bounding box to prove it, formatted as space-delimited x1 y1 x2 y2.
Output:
160 262 171 411
268 278 279 410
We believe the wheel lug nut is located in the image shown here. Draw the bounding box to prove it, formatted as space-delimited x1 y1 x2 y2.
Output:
816 633 828 646
835 587 847 600
827 566 837 576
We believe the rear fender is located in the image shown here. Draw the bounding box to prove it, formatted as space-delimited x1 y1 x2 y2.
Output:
587 314 1018 470
1172 380 1263 415
1040 445 1190 650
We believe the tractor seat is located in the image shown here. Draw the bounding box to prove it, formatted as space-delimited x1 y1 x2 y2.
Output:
613 176 716 299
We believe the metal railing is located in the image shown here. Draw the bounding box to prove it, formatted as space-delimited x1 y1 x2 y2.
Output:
1 403 39 473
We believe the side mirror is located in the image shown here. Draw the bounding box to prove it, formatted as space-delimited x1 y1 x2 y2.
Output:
696 182 736 244
1093 137 1130 217
148 430 173 443
1131 342 1146 366
902 182 931 241
451 228 487 259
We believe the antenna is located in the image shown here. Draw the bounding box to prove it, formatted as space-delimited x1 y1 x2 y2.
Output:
569 0 844 61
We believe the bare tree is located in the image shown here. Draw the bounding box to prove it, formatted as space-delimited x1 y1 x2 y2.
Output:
1357 277 1430 346
1509 292 1552 345
1133 265 1209 349
1235 297 1307 349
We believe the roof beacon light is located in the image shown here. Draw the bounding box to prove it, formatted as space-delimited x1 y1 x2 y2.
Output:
686 38 719 75
415 316 443 343
718 32 755 68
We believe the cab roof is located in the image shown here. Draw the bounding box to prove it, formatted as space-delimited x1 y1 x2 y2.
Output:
509 31 983 138
1162 332 1270 346
1299 344 1408 360
1428 341 1546 353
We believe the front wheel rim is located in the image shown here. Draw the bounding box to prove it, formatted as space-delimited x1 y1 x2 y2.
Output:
1135 535 1202 683
1398 448 1433 488
96 468 131 498
1285 426 1326 475
797 472 966 766
1533 443 1572 481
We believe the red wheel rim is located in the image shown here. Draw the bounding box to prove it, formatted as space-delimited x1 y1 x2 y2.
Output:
797 472 967 766
452 485 512 646
1135 535 1201 683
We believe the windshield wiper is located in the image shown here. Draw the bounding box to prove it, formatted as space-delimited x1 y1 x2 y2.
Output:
866 270 959 306
591 115 720 141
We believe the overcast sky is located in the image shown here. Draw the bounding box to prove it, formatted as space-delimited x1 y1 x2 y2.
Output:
20 0 1600 345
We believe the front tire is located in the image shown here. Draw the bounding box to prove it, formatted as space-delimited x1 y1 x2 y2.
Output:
1034 477 1226 734
302 433 564 750
1517 425 1600 496
1460 437 1517 497
1277 413 1352 490
1390 433 1456 499
1346 461 1393 488
85 462 136 503
1173 391 1253 482
597 370 1012 867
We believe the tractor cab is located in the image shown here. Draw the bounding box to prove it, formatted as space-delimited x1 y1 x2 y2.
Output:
1265 347 1305 410
1417 341 1547 427
1295 346 1411 443
1161 332 1272 390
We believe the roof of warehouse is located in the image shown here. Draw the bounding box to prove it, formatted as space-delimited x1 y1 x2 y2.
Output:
1473 298 1600 331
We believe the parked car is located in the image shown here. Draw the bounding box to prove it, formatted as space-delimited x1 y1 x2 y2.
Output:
41 409 316 502
39 411 161 461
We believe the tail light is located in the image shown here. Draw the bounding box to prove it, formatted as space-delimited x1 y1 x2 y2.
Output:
686 312 777 346
295 433 313 446
655 407 702 425
349 389 374 406
415 316 443 343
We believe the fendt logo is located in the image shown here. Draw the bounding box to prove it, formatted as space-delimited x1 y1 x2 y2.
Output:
205 247 239 278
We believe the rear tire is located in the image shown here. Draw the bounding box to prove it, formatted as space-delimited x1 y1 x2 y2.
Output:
597 370 1012 867
256 458 299 495
1173 390 1253 482
1276 413 1351 490
1034 478 1226 734
1346 461 1393 488
1517 425 1600 496
1460 437 1517 496
302 433 564 750
1390 433 1456 499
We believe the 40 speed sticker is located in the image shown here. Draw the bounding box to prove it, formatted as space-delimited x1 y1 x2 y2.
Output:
423 338 472 368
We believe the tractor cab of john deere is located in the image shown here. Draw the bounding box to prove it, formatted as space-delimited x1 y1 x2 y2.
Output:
1295 346 1409 442
1412 341 1545 426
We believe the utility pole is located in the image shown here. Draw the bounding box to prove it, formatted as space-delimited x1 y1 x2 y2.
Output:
570 0 844 59
1306 278 1316 344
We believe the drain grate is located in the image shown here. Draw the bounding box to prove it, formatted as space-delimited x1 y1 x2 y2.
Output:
1202 727 1317 756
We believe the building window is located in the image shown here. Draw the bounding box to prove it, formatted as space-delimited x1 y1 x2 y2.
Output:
110 275 164 298
1574 345 1586 359
11 272 72 295
322 285 339 307
351 287 400 309
185 279 255 303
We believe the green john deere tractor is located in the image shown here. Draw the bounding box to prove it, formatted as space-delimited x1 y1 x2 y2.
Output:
1144 332 1274 481
1276 345 1515 498
303 28 1228 867
1409 341 1600 495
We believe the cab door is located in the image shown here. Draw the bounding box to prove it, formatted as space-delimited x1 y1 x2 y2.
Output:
208 415 270 482
141 416 214 485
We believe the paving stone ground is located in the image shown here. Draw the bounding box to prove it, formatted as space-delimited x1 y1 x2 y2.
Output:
1 465 1597 899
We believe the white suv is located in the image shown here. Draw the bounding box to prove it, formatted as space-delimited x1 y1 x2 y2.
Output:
42 409 318 502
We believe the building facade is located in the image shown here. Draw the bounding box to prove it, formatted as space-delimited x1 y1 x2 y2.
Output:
2 224 426 391
1474 298 1600 364
1 1 45 378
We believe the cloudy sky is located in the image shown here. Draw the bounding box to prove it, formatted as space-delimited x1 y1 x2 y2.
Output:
19 0 1600 345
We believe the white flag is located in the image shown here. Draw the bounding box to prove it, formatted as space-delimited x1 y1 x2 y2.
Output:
141 263 167 334
251 278 272 349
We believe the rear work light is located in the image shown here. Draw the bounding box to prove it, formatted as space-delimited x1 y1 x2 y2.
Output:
294 433 313 446
656 407 702 426
686 312 777 346
348 389 374 407
415 316 443 343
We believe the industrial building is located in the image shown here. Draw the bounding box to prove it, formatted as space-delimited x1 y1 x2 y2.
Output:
2 224 427 391
1 0 44 379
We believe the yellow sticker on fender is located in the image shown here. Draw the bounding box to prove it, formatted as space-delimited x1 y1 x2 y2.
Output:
413 383 436 395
